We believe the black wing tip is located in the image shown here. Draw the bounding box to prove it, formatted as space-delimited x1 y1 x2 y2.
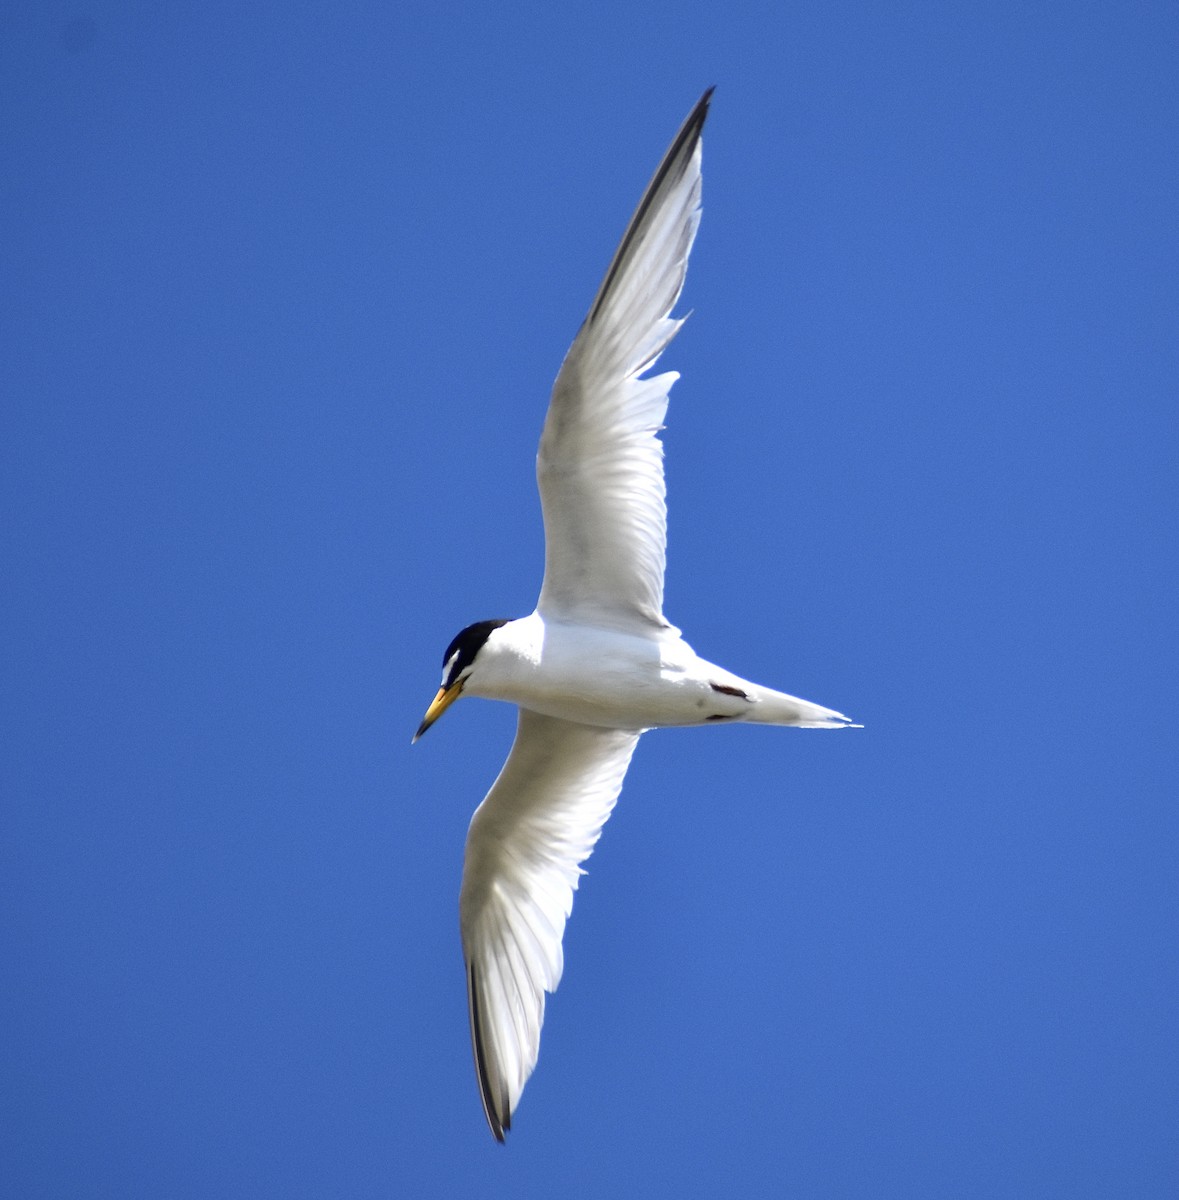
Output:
694 85 717 121
586 88 716 327
653 84 715 187
467 960 509 1143
679 87 716 148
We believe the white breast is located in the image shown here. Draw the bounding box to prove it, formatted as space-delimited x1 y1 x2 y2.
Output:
465 613 731 729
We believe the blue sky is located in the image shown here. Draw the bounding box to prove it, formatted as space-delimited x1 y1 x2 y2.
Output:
3 2 1176 1195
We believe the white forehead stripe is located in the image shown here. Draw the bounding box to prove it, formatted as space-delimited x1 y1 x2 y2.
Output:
442 648 461 685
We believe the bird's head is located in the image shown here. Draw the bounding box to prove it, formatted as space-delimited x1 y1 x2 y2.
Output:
413 619 510 742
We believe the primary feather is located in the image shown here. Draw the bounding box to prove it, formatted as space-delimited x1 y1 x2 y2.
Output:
460 711 640 1140
536 89 712 631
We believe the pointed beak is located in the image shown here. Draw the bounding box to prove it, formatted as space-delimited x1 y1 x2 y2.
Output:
412 681 464 743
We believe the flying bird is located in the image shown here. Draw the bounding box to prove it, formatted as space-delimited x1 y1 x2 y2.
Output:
414 88 857 1141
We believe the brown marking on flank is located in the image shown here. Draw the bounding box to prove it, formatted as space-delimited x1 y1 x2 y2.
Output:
710 682 751 701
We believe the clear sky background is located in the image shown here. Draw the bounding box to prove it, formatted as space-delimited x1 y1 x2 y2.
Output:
3 2 1176 1196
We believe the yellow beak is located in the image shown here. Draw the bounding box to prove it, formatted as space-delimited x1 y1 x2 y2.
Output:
412 681 463 743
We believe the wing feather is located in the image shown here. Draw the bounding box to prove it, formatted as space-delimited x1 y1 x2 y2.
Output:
536 89 713 630
459 709 641 1140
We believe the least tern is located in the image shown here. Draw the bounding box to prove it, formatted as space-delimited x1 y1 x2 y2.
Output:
415 88 857 1141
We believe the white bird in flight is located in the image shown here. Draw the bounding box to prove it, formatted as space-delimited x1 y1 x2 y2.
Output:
414 88 857 1141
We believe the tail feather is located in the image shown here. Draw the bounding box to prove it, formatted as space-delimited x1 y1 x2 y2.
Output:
752 686 861 729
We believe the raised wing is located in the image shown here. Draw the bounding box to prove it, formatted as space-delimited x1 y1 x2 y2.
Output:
535 89 712 631
459 709 641 1140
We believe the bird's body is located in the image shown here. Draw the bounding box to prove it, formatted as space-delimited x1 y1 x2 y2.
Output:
415 89 857 1140
461 612 851 731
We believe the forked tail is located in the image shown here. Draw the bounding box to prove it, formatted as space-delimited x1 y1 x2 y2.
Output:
751 685 861 729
